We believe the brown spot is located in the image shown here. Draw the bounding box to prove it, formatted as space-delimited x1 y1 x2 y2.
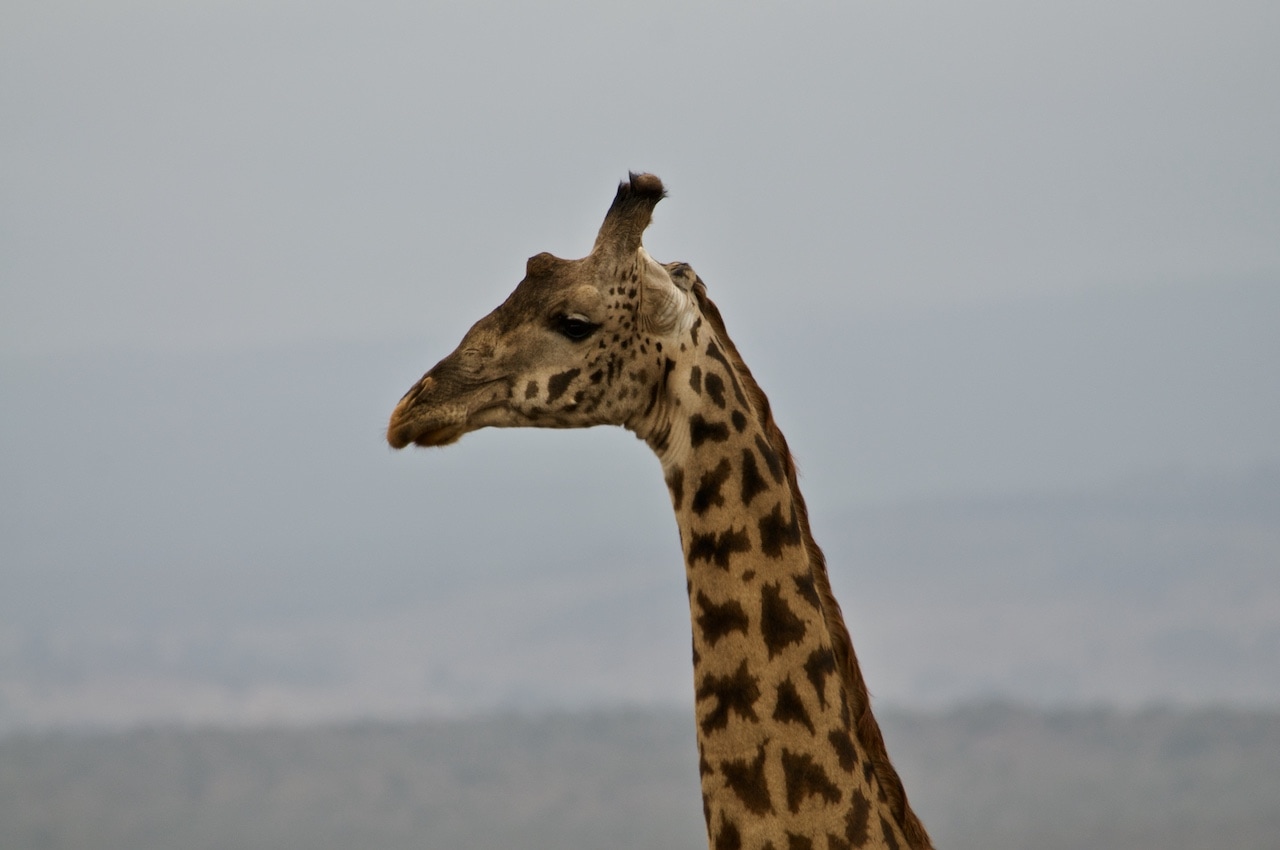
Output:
732 410 748 432
690 415 730 447
696 660 761 734
696 591 749 647
704 372 727 408
792 573 820 609
781 749 842 814
740 448 769 507
844 790 872 847
754 435 785 482
760 582 806 659
666 468 685 511
546 368 580 402
759 502 802 558
720 743 773 814
803 648 837 709
692 458 733 515
525 380 538 399
828 729 858 773
690 365 703 394
786 835 814 850
705 341 748 406
772 677 815 733
714 816 741 850
880 815 901 850
688 527 752 570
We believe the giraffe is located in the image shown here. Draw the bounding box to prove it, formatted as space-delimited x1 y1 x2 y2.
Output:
386 174 933 850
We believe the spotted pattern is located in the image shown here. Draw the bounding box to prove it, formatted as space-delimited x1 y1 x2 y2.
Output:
546 368 580 403
389 174 930 850
693 458 734 515
759 503 803 558
690 414 731 447
689 527 753 569
772 677 815 733
740 449 769 507
721 743 774 814
760 582 807 659
696 591 750 646
696 660 762 734
781 749 843 813
803 649 837 710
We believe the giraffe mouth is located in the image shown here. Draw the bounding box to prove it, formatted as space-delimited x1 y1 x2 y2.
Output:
387 419 468 449
387 373 515 449
386 375 470 449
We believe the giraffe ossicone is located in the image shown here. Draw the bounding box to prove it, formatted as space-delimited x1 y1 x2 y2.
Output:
387 173 933 850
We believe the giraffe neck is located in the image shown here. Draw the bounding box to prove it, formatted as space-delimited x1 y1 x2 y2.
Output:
632 295 928 850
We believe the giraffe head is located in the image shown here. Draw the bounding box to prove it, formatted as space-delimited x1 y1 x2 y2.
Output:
387 173 697 450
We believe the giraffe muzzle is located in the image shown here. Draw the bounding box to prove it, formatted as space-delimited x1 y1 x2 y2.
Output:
386 375 469 449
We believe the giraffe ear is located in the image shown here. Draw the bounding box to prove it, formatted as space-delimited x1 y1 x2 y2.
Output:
591 172 666 260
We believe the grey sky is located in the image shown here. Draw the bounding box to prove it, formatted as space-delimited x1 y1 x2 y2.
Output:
3 1 1277 356
2 1 1278 725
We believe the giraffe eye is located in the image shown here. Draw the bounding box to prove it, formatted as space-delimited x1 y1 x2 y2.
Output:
556 315 598 341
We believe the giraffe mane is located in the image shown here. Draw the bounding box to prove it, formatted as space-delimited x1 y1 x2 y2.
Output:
690 280 933 850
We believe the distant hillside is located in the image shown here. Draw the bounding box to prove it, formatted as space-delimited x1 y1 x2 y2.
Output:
3 705 1278 850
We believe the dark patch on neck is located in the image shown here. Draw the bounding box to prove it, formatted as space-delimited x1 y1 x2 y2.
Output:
780 748 842 814
689 365 703 394
720 743 774 815
688 527 752 569
879 815 901 850
666 468 685 511
839 790 872 849
740 448 769 507
732 410 748 432
546 368 580 403
772 676 815 733
705 341 748 407
696 659 761 734
714 815 741 850
695 591 749 647
692 458 733 515
644 356 676 418
786 834 815 850
792 573 820 609
803 648 837 710
754 435 785 482
689 414 730 447
760 582 807 658
704 372 727 408
759 501 802 558
525 380 539 400
828 728 858 773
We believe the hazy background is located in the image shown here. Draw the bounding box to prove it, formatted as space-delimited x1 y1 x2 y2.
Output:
3 0 1279 732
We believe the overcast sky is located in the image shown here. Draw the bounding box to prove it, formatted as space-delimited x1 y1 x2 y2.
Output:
3 0 1277 357
2 1 1278 723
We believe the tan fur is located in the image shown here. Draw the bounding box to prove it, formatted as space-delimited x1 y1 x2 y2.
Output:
693 286 932 849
